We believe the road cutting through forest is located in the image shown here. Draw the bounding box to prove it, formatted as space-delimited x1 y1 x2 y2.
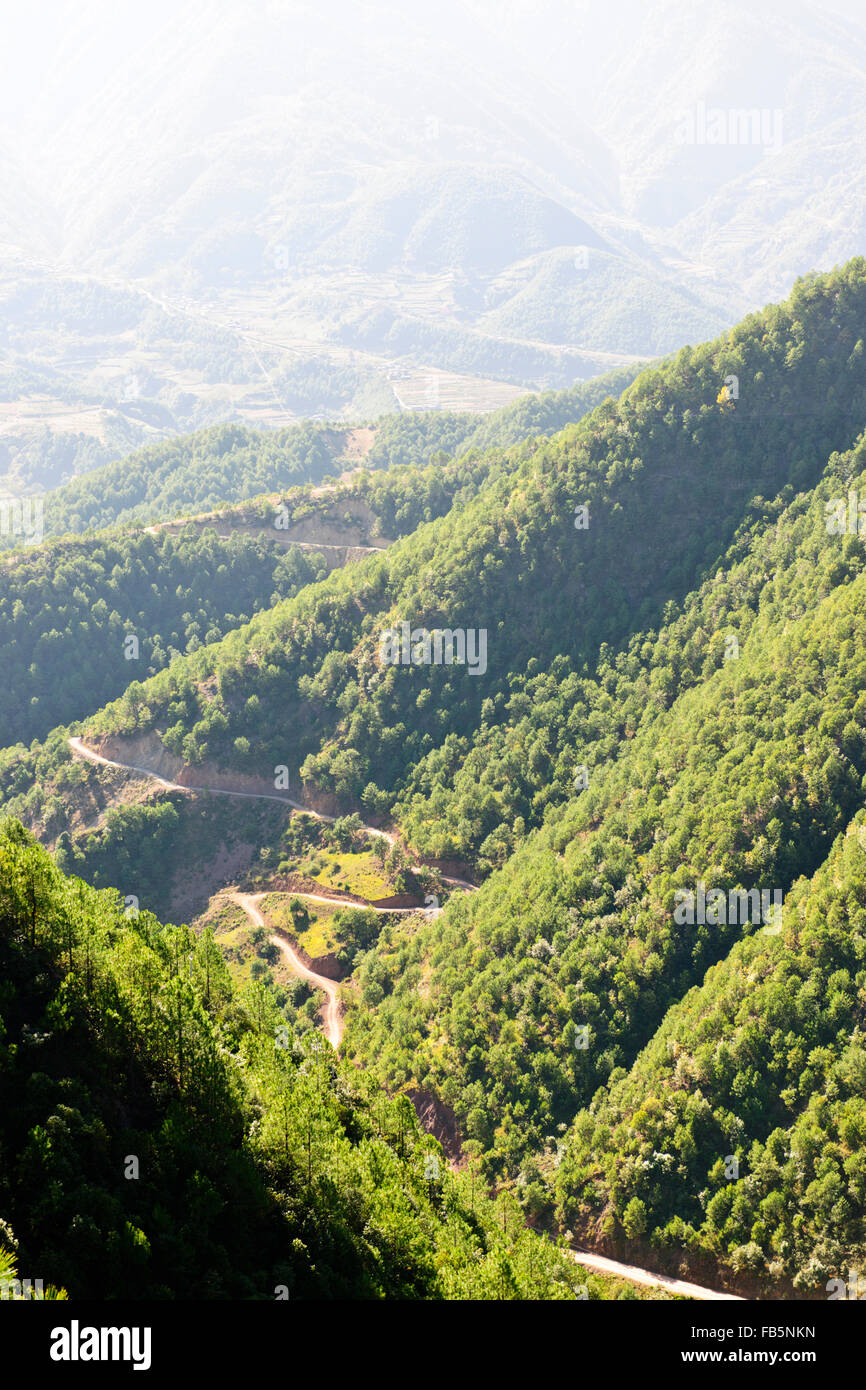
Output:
68 736 397 837
571 1250 745 1301
228 891 343 1049
67 735 475 892
67 735 476 1047
69 736 751 1299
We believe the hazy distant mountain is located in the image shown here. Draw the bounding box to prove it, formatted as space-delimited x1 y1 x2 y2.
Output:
1 0 865 478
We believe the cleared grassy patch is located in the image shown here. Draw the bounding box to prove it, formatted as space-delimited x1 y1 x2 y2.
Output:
261 892 342 957
196 895 300 989
296 848 392 902
259 891 386 964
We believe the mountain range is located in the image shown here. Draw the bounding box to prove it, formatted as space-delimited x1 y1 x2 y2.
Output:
3 256 866 1296
4 0 866 493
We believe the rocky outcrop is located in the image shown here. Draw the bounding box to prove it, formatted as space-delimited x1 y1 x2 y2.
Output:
406 1087 462 1162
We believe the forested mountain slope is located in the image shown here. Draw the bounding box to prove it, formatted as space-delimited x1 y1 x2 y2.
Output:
2 442 513 753
154 446 505 553
4 262 866 1300
0 530 327 748
2 264 866 861
63 261 866 827
556 811 866 1293
0 820 597 1300
39 366 641 540
341 435 866 1196
42 422 344 538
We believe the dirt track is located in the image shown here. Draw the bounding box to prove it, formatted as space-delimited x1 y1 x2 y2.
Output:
229 891 343 1049
68 735 475 897
68 735 393 834
69 738 746 1296
571 1249 745 1301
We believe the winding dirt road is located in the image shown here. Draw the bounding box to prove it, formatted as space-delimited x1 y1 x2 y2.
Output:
229 891 343 1049
66 735 454 1048
68 737 746 1298
68 736 394 835
276 889 429 914
67 735 475 897
571 1250 745 1301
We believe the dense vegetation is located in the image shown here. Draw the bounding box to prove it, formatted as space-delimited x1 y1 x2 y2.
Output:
341 435 866 1219
0 820 598 1299
68 263 866 837
555 812 866 1291
0 529 326 746
5 260 866 1298
36 365 642 540
42 422 340 537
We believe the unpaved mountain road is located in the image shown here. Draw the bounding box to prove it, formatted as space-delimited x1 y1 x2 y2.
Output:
228 891 343 1049
68 740 743 1298
68 736 392 832
67 735 475 895
65 738 477 1043
571 1250 745 1301
265 888 433 914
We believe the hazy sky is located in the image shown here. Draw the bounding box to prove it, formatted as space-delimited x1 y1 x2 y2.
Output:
4 0 865 147
3 0 866 285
